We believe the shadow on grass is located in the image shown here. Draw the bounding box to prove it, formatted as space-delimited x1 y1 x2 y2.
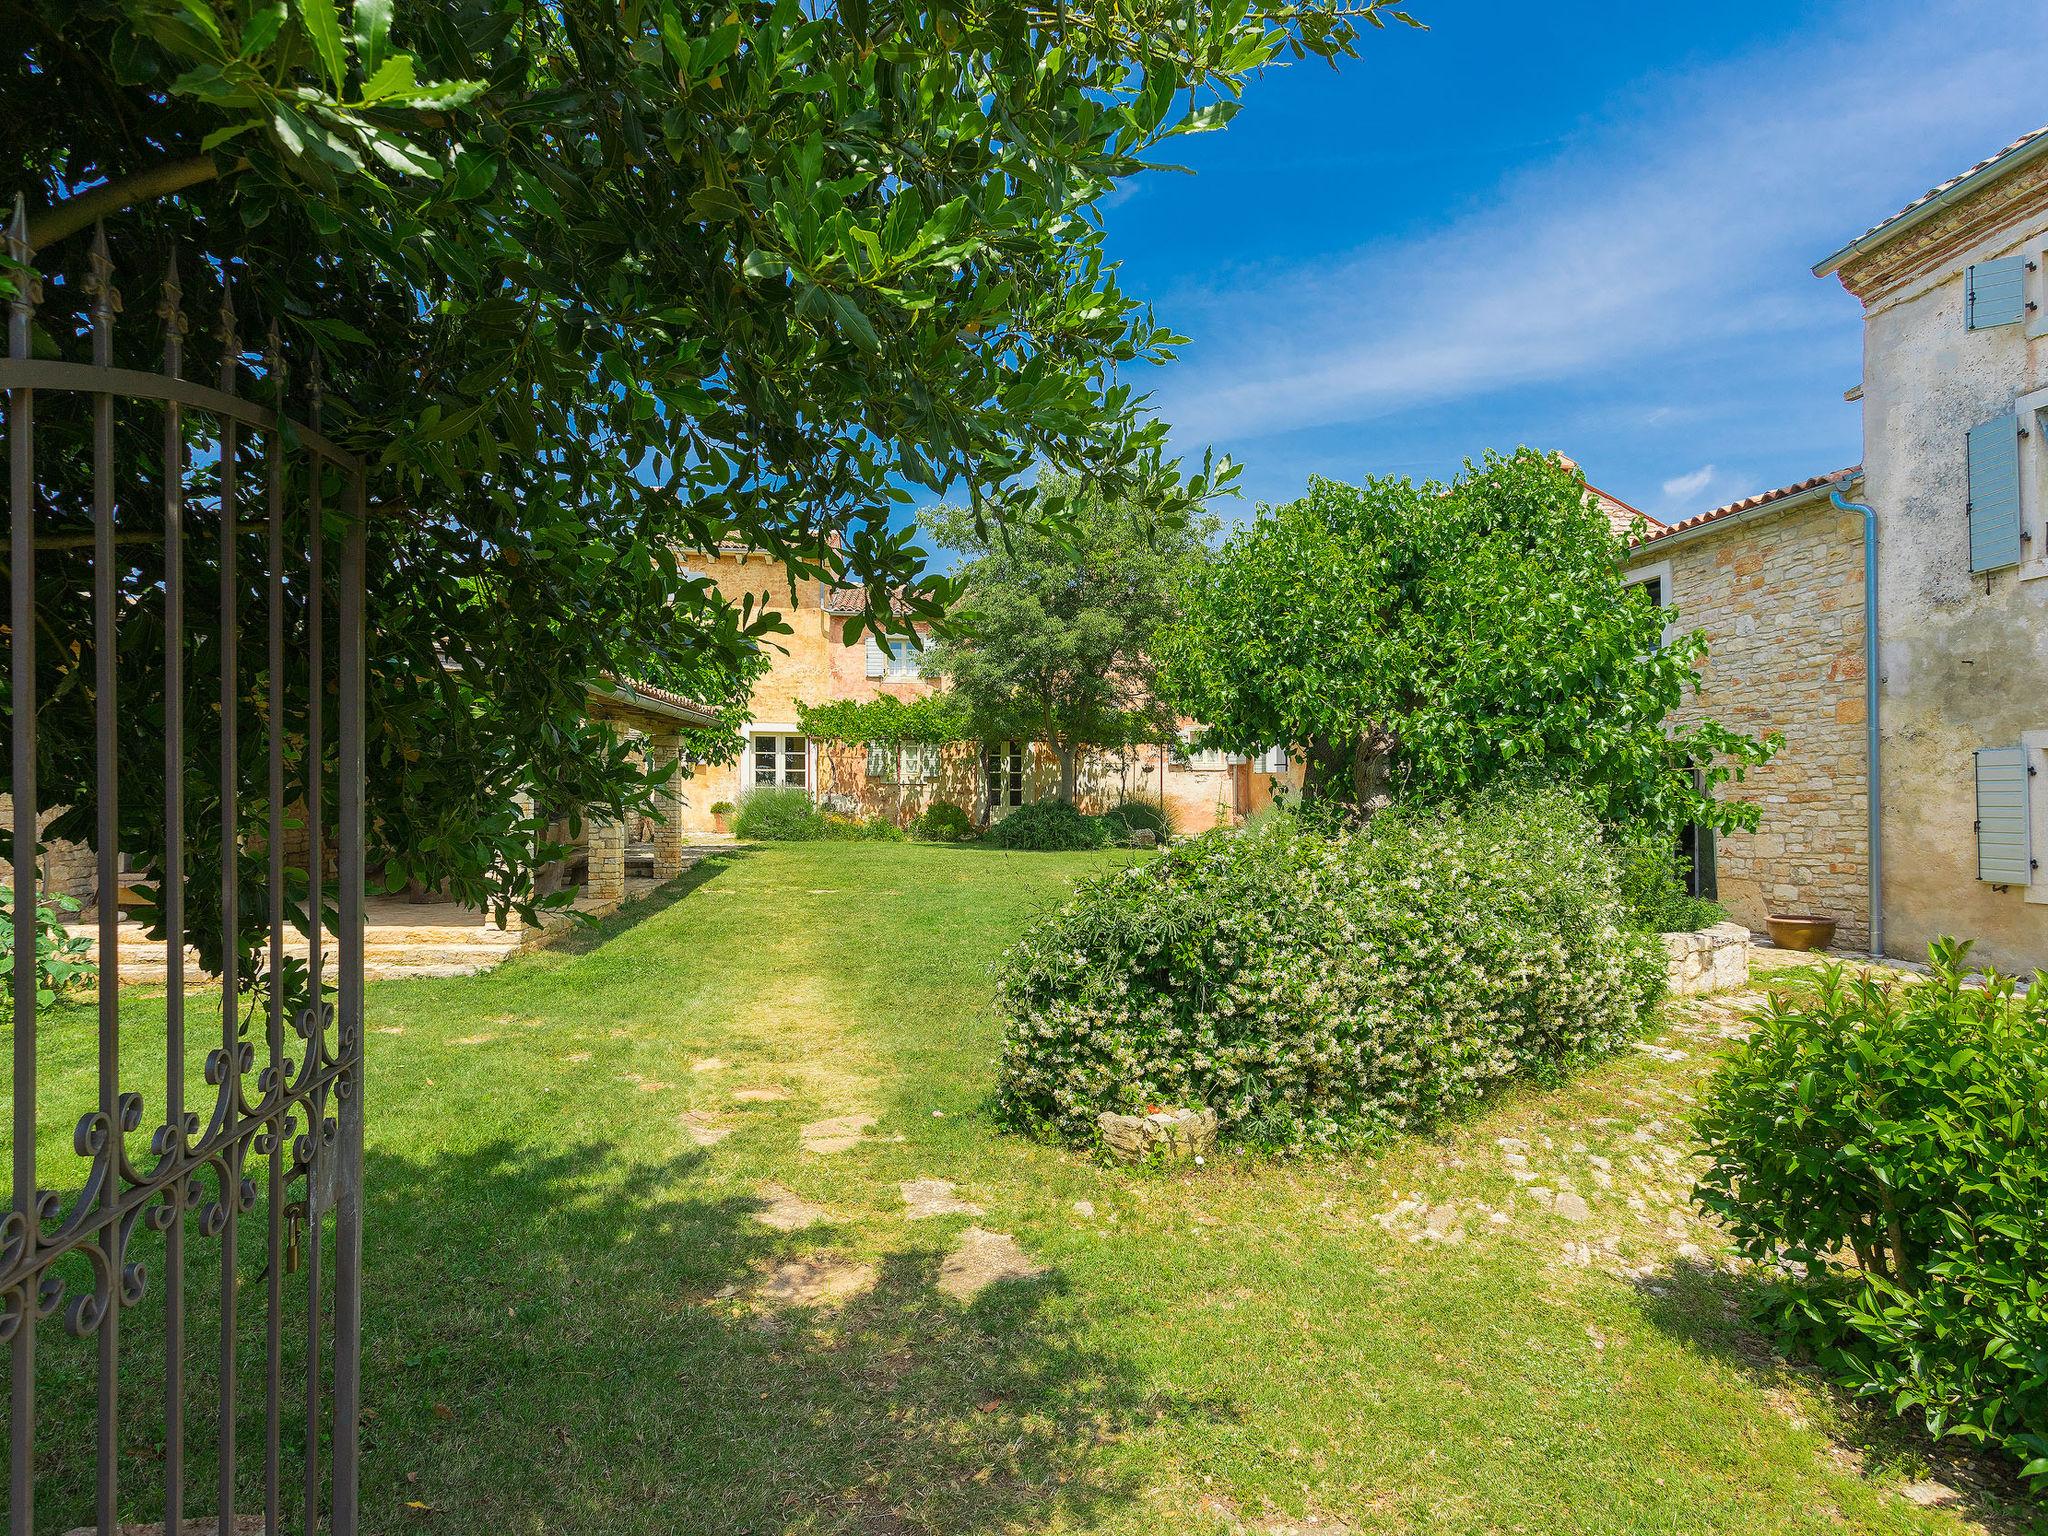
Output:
543 846 755 959
1633 1258 2044 1534
360 1134 1202 1534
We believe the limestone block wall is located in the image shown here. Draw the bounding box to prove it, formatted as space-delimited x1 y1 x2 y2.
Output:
1629 494 1872 948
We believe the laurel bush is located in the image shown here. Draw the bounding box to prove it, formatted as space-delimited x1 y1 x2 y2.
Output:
1693 942 2048 1491
994 789 1663 1148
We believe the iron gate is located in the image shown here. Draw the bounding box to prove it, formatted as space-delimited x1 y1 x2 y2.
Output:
3 200 367 1533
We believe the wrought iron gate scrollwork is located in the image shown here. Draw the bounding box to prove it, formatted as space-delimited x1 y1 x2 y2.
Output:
3 197 367 1535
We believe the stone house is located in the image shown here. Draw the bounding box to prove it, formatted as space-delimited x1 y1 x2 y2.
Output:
671 545 1292 836
1617 125 2048 972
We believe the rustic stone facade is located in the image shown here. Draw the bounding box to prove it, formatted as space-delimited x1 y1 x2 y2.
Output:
1626 489 1872 948
1822 132 2048 972
672 547 1260 835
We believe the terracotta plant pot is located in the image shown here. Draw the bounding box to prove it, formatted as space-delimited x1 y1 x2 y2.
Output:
1765 913 1837 952
711 814 730 835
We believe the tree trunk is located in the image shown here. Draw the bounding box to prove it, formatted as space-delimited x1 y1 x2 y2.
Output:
1057 744 1079 805
1301 728 1399 817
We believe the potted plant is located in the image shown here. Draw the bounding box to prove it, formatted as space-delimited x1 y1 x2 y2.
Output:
710 800 735 834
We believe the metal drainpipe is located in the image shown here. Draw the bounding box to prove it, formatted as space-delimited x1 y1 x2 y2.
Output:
1829 477 1883 959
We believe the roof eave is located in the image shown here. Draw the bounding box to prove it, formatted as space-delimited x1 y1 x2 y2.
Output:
1627 474 1859 558
1814 132 2048 278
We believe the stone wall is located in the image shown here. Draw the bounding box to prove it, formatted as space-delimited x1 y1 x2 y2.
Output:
0 798 99 904
1627 492 1872 948
1661 921 1751 998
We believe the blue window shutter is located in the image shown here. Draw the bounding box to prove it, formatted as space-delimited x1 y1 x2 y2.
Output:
1966 413 2024 573
1974 747 2033 885
1966 256 2028 329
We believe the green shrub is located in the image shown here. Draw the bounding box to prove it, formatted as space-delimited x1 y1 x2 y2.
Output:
0 886 94 1017
733 787 825 841
709 800 736 816
982 800 1108 852
1097 798 1174 844
994 789 1662 1149
1693 940 2048 1490
910 801 977 843
1614 834 1726 931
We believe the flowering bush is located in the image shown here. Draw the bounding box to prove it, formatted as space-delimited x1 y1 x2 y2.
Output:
994 790 1663 1148
1693 941 2048 1491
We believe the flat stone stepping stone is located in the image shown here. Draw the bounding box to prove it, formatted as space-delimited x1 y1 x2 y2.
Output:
936 1227 1045 1301
690 1057 727 1073
753 1254 876 1309
732 1086 789 1103
755 1182 829 1231
680 1111 730 1148
900 1178 984 1220
800 1113 875 1154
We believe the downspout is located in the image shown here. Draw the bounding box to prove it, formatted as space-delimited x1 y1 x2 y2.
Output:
1829 475 1883 959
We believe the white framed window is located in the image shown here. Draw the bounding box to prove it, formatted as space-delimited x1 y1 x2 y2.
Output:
753 733 808 788
864 634 924 680
2008 385 2048 581
904 743 941 783
1623 559 1677 646
1171 731 1224 772
1254 746 1291 775
985 741 1025 810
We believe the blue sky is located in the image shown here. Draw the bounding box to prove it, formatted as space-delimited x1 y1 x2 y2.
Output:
1100 0 2041 524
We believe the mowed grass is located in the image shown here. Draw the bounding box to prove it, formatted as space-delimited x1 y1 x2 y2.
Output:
7 842 2042 1534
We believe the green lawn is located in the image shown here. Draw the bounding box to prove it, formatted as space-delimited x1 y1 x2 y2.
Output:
9 843 2042 1534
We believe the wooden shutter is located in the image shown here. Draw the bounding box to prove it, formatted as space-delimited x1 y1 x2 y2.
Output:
866 741 892 780
1966 413 2024 573
1966 256 2028 329
864 635 886 677
1974 747 2033 885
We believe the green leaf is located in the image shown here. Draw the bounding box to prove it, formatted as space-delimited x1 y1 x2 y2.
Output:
239 2 287 56
297 0 348 92
352 0 394 75
200 120 261 153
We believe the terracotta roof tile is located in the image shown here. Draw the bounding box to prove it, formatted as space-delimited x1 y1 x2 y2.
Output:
1630 469 1859 548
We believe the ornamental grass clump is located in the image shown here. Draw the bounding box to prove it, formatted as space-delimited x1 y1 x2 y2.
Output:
994 789 1662 1149
1693 941 2048 1491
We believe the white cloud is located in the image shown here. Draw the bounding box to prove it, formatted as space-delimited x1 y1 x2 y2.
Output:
1149 2 2036 453
1661 464 1717 501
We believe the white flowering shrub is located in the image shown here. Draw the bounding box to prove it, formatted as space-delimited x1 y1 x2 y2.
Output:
994 790 1664 1149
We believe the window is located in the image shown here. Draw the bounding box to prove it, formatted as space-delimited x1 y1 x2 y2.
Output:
753 733 808 788
985 741 1025 810
864 635 923 681
1171 731 1224 772
866 742 939 783
903 743 941 784
1254 746 1291 776
865 741 894 782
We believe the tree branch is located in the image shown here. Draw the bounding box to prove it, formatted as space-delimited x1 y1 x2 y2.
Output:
25 156 221 251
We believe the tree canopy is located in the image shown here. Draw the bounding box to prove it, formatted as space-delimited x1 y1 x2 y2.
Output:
919 479 1213 802
2 0 1408 965
1156 451 1777 837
